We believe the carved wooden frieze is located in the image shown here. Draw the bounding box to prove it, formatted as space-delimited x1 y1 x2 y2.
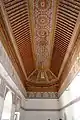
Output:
26 92 58 99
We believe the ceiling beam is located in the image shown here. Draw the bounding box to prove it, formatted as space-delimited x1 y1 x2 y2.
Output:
48 69 58 80
49 0 59 68
28 69 37 79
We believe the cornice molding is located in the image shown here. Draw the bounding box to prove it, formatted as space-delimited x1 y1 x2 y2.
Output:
21 107 59 111
26 92 58 99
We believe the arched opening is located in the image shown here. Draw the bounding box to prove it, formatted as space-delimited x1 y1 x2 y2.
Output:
1 91 12 120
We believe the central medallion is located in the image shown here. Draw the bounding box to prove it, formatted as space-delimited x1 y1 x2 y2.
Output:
37 29 49 38
36 15 49 27
36 0 52 11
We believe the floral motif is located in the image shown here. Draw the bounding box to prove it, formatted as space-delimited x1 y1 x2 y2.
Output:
35 0 52 11
26 92 58 99
36 15 49 27
33 0 54 69
36 28 49 38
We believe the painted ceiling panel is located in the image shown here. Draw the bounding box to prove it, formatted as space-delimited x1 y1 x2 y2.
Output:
29 0 55 69
0 0 80 92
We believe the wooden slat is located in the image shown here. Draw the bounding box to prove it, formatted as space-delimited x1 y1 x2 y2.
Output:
3 0 35 77
51 0 80 77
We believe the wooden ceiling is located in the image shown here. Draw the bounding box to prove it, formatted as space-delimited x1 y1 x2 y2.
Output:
0 0 80 92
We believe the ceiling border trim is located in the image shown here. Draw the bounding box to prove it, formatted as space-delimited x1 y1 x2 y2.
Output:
26 92 58 99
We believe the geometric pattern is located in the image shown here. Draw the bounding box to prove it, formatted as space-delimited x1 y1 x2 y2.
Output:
27 69 58 87
33 0 54 69
26 92 58 99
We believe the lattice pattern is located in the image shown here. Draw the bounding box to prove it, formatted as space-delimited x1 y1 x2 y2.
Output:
3 0 35 76
51 0 80 76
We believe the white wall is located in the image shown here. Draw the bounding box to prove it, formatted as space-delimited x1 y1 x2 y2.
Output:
60 100 80 120
20 99 59 120
20 110 59 120
23 99 59 109
59 72 80 120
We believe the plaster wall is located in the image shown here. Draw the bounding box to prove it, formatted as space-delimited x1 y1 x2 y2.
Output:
20 110 59 120
59 72 80 120
23 99 59 109
20 99 59 120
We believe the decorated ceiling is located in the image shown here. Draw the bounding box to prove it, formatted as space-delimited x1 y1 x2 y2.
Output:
0 0 80 92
